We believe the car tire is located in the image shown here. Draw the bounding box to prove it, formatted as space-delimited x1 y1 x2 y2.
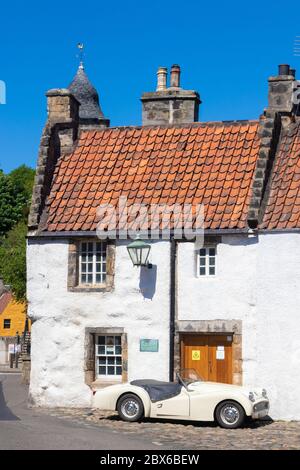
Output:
215 400 245 429
117 394 144 422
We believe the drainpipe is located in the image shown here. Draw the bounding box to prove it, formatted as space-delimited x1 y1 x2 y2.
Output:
169 237 177 382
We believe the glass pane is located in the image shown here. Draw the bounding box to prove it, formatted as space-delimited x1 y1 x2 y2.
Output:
209 257 215 266
87 274 93 283
99 366 106 375
81 274 86 284
115 346 122 355
116 367 122 375
81 254 87 262
115 336 121 345
199 267 206 276
209 267 215 275
200 257 205 266
98 345 105 355
107 357 115 365
95 263 101 272
98 336 105 345
102 273 106 282
199 248 206 256
96 274 102 283
209 248 215 256
88 254 93 262
88 263 93 273
116 356 122 365
88 242 93 251
81 242 87 252
107 366 115 375
99 357 106 365
106 336 114 345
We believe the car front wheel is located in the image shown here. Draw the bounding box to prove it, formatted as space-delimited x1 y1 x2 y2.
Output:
215 401 245 429
117 394 144 422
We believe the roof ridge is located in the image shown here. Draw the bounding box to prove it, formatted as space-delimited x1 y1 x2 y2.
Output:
79 120 259 134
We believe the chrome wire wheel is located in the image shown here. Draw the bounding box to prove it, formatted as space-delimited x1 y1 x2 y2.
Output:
215 400 245 429
117 394 144 422
220 404 240 425
121 398 140 419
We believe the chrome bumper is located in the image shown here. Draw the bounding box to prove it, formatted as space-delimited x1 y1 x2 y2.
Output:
251 400 270 419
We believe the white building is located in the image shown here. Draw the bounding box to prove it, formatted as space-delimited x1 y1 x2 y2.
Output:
27 63 300 420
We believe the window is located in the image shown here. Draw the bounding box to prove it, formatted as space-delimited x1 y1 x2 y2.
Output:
3 319 11 329
79 241 106 285
197 247 216 276
96 335 122 379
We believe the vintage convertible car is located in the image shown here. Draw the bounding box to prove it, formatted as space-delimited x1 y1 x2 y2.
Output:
92 369 269 428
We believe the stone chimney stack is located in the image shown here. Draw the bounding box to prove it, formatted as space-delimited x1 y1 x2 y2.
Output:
267 64 298 123
28 89 79 232
46 88 79 154
141 65 201 126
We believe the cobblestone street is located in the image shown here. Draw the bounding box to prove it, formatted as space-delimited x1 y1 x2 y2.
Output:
40 408 300 450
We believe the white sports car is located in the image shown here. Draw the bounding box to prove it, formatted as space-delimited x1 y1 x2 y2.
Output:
93 369 269 429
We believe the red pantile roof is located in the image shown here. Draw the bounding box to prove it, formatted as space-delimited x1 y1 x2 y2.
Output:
261 121 300 229
45 122 260 232
0 292 12 315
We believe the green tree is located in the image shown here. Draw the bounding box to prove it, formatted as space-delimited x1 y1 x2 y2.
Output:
0 164 35 299
0 165 35 236
0 220 27 301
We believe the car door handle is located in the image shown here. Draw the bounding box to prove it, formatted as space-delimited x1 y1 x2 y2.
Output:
157 403 162 408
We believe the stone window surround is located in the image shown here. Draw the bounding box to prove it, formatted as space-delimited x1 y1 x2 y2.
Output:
84 327 128 388
67 239 115 292
174 320 243 385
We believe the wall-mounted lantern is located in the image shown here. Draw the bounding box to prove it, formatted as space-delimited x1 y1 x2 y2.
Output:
127 236 151 267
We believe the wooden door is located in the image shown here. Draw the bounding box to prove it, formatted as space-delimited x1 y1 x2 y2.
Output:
181 334 233 384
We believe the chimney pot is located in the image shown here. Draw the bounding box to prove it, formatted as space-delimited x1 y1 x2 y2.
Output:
289 68 296 78
156 67 167 91
170 64 181 88
278 64 290 76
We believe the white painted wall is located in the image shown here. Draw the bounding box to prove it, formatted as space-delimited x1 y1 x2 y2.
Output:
178 233 300 420
177 235 258 384
28 232 300 419
256 232 300 420
27 239 170 407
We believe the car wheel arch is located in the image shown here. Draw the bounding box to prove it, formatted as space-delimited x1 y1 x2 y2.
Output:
116 391 149 416
213 399 246 420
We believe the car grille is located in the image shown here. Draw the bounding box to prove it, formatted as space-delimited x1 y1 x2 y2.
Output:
254 401 269 412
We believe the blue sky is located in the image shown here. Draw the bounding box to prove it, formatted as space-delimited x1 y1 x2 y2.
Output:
0 0 299 172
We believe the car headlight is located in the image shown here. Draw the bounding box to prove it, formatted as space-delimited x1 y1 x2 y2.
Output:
249 392 255 402
262 388 268 398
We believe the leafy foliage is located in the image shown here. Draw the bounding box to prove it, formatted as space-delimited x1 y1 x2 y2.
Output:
0 221 27 301
0 165 35 300
0 165 35 236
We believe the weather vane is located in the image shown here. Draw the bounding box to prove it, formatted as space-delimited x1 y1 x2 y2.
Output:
77 43 84 68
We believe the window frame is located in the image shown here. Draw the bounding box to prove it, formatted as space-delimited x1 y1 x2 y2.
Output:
95 334 123 381
3 319 11 329
196 246 217 278
79 240 107 287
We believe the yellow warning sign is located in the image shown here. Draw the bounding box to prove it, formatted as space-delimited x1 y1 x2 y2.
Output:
192 350 201 361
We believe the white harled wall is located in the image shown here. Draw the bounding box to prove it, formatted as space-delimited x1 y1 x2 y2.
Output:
178 233 300 420
27 239 170 407
27 232 300 419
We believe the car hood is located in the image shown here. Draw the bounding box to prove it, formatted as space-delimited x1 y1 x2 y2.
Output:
187 381 264 397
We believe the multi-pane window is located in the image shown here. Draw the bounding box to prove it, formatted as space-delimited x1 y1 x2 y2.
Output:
79 241 106 285
96 335 122 378
198 247 216 276
3 319 11 329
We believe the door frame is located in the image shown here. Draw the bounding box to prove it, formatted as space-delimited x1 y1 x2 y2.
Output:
180 332 233 384
174 320 243 386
